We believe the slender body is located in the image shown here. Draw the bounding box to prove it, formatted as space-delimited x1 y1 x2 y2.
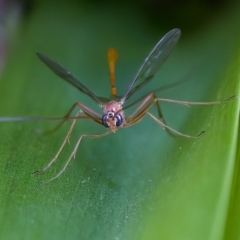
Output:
0 29 235 183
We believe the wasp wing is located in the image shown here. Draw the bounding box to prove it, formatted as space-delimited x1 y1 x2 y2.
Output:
37 53 103 105
121 28 181 103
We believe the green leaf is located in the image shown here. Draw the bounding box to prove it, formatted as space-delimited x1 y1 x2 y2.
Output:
0 1 239 240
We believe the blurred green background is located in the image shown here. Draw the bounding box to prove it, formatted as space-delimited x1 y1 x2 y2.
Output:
0 0 239 239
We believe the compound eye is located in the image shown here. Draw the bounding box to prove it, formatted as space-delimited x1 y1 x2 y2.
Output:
115 113 123 127
102 114 109 128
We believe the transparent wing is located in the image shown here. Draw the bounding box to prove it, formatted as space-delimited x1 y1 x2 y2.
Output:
120 28 181 103
37 53 103 105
